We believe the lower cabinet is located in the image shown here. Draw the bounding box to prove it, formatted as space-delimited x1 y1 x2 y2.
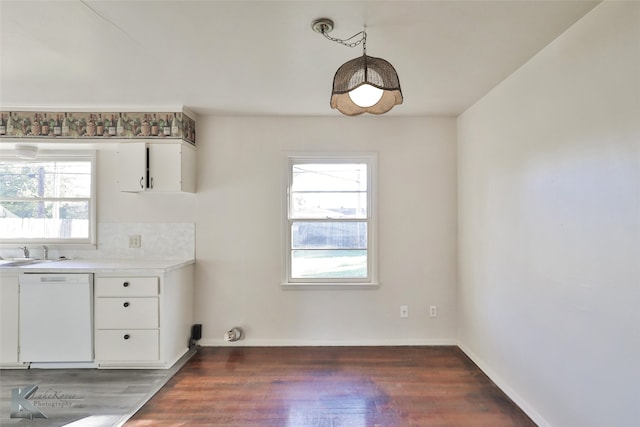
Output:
94 264 193 369
0 274 19 366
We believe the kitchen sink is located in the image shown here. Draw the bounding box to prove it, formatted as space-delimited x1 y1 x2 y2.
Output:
0 258 61 267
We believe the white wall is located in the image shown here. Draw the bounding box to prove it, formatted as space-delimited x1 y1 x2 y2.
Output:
457 2 640 426
195 116 458 345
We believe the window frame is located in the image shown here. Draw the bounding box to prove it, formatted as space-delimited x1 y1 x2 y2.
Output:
0 150 97 246
282 152 379 288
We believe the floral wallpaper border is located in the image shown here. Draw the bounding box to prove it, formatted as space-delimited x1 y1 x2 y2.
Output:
0 110 196 145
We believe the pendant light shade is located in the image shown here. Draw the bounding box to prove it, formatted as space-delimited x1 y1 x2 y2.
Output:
330 54 403 116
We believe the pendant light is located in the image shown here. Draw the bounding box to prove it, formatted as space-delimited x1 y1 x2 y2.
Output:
312 18 403 116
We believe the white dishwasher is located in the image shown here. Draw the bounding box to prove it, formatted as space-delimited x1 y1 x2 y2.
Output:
19 273 94 367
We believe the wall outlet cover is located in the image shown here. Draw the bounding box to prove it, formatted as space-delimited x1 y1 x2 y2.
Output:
400 305 409 318
128 235 142 248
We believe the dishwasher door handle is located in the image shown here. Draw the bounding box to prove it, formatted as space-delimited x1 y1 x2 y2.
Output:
40 276 67 282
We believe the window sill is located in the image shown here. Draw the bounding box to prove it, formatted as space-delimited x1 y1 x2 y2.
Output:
281 282 380 290
0 242 96 249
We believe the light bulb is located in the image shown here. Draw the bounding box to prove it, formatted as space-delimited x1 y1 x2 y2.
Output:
348 84 384 108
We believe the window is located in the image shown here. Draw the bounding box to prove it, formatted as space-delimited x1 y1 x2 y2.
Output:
283 153 378 286
0 152 96 244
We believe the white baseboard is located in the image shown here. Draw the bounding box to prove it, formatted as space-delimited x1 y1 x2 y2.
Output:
28 361 98 369
197 338 458 347
0 363 28 369
457 342 551 427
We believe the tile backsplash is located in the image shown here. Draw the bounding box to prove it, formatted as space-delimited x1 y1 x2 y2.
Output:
3 223 195 260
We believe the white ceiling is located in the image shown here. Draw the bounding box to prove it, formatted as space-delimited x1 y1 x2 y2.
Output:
0 0 600 117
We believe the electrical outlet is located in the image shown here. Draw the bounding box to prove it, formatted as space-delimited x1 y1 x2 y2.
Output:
429 305 438 318
400 305 409 318
128 235 141 248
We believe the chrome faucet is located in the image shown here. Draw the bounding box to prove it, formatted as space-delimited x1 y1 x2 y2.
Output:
20 246 29 258
42 245 48 260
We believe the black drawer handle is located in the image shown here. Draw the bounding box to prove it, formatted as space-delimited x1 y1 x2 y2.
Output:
123 302 130 308
124 334 130 340
123 281 130 287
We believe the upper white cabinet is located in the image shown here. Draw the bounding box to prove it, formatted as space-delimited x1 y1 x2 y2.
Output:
149 143 195 192
117 142 147 192
117 141 196 193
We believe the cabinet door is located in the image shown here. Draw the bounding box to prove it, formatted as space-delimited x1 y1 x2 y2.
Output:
148 143 181 192
117 142 147 192
0 276 19 364
180 143 196 193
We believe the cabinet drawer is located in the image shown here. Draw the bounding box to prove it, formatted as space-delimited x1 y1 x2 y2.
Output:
95 297 158 329
95 330 159 362
95 277 158 297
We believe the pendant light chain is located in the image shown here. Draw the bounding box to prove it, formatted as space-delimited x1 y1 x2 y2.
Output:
321 28 367 55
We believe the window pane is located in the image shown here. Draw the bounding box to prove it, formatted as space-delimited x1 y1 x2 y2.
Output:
292 164 367 192
291 250 367 278
0 201 89 239
0 161 91 198
286 156 375 283
291 191 367 219
292 222 367 249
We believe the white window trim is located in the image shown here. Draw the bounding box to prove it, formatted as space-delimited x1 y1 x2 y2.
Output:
281 151 379 289
0 150 97 247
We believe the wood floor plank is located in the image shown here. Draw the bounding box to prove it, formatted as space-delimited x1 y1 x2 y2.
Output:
0 367 170 426
127 346 536 427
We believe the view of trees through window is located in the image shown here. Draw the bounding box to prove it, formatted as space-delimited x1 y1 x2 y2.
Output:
0 159 92 241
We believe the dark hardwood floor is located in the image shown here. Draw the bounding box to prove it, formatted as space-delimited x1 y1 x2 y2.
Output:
127 346 536 427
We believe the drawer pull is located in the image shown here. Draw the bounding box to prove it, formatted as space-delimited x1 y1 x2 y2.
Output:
123 302 130 308
123 281 130 287
124 334 130 340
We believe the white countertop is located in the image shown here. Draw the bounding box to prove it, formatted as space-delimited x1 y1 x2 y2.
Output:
0 258 194 274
